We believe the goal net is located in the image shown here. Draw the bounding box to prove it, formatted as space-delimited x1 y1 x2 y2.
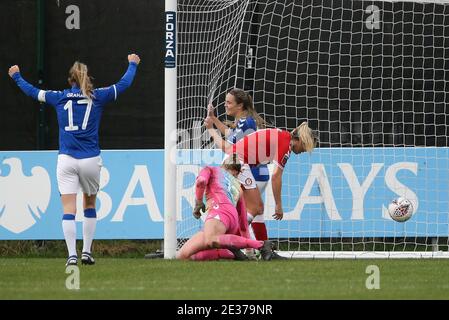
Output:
173 0 449 258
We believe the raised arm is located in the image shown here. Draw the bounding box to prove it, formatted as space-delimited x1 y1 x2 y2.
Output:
204 116 234 153
195 167 211 201
94 54 140 104
114 54 140 96
207 104 231 137
193 167 212 219
9 65 43 102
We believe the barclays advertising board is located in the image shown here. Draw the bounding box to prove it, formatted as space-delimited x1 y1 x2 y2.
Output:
0 151 164 239
0 148 448 239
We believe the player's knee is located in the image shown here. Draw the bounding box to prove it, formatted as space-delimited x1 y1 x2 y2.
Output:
247 201 264 216
255 203 264 216
83 194 97 208
63 205 77 214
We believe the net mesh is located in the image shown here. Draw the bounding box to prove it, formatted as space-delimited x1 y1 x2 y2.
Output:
175 0 449 255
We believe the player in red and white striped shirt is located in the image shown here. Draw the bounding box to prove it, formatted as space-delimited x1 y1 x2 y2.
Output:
206 122 317 221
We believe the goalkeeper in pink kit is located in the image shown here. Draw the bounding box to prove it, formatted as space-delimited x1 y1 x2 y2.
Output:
176 157 274 261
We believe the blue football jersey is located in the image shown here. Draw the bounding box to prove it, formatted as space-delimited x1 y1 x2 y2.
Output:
13 62 138 159
227 116 269 182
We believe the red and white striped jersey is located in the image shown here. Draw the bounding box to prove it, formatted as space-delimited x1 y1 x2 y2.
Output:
231 128 292 169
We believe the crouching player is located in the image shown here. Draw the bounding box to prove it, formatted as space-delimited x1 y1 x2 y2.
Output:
176 156 274 261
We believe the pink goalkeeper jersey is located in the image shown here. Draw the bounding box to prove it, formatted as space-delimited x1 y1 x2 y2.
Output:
195 166 242 208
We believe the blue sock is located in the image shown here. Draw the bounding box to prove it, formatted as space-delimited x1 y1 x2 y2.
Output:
84 208 97 218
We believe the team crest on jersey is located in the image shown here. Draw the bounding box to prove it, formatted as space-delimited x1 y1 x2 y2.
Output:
245 177 253 186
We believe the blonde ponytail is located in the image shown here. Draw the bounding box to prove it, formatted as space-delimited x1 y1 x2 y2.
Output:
68 61 94 99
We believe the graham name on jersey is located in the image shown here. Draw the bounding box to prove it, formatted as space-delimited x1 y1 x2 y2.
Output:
66 92 87 98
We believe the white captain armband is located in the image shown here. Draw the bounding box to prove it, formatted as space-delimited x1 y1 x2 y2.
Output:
38 90 46 103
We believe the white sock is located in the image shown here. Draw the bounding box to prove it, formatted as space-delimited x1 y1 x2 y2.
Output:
248 223 256 240
62 214 77 257
82 209 97 254
247 212 254 225
246 213 256 255
253 213 265 223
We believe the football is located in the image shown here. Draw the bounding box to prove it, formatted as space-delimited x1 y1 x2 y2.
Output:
388 197 414 222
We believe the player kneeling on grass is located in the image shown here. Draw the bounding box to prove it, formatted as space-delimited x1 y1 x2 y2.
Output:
176 156 274 261
9 54 140 266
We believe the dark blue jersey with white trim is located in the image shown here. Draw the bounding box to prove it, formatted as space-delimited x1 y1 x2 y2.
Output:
12 62 138 159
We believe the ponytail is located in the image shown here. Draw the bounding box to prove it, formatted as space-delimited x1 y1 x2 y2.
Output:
68 61 94 99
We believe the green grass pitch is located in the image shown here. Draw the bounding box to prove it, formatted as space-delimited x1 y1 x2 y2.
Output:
1 258 449 299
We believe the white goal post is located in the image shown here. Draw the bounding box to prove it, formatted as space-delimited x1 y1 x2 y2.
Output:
165 0 449 259
164 0 177 259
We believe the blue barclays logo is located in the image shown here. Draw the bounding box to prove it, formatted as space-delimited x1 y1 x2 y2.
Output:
0 157 51 233
0 151 165 240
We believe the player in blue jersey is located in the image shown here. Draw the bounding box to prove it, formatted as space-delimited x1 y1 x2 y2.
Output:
206 88 285 259
8 54 140 266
